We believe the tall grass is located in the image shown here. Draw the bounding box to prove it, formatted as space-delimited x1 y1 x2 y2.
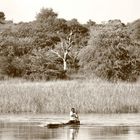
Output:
0 78 140 114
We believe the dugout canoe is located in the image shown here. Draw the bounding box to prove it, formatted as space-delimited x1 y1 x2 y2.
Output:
42 121 80 128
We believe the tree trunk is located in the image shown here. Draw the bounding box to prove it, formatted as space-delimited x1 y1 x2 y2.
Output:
63 59 67 71
63 51 68 71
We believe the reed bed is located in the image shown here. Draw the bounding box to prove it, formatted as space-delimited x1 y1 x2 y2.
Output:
0 79 140 114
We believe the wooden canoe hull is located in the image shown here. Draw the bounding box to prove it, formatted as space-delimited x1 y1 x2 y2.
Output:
46 121 80 128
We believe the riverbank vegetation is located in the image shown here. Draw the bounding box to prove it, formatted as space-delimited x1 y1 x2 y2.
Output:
0 8 140 114
0 9 140 82
0 79 140 114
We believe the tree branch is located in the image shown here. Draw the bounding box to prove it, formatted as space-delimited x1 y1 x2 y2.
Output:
67 31 74 50
51 50 63 60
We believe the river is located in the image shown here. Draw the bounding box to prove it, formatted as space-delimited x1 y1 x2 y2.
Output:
0 114 140 140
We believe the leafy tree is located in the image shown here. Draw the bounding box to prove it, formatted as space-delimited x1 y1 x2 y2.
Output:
66 19 89 48
13 22 35 38
0 8 88 80
0 12 5 24
86 20 96 28
36 8 58 22
0 36 33 78
78 23 140 82
32 8 89 78
127 19 140 41
33 8 62 49
23 48 66 80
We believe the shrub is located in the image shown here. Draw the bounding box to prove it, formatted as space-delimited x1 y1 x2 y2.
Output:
78 24 140 82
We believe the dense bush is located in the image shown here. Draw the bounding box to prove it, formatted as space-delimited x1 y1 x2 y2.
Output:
0 10 140 82
78 23 140 82
0 11 5 24
127 19 140 41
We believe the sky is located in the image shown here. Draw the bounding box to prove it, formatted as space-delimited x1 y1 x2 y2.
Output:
0 0 140 24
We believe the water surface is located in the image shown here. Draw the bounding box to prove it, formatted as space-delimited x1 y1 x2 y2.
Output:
0 114 140 140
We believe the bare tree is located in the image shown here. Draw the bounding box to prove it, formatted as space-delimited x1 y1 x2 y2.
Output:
51 32 73 71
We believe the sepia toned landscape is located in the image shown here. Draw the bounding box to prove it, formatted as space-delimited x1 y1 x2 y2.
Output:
0 0 140 139
0 8 140 114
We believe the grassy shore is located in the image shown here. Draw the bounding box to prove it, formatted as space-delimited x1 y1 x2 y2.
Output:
0 78 140 114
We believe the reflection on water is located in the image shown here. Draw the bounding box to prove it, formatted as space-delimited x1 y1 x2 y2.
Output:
67 126 80 140
0 122 80 140
1 114 140 140
0 122 63 140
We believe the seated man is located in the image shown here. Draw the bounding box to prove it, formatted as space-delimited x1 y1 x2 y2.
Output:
67 108 80 124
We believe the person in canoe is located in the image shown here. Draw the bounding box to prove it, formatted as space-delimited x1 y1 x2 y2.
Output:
46 108 80 128
67 108 80 125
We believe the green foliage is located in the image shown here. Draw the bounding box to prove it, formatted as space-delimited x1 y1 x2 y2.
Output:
86 19 96 27
0 8 140 82
32 23 60 49
0 36 33 78
34 11 89 49
78 23 140 82
66 18 89 47
23 48 66 80
0 11 5 24
13 22 35 38
0 12 5 19
31 8 89 78
34 9 65 49
36 8 58 22
127 19 140 41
